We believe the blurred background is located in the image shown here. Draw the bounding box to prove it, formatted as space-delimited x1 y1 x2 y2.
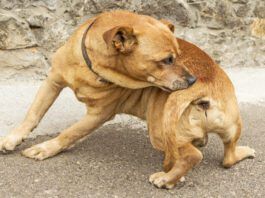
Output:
0 0 264 82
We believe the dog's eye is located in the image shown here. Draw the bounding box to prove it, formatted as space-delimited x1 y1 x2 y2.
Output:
161 55 174 65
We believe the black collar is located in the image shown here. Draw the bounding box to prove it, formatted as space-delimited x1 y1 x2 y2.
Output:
81 20 110 83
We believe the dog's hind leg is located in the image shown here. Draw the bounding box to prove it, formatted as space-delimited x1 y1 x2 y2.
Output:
219 120 255 168
21 109 113 160
0 71 65 152
149 143 203 189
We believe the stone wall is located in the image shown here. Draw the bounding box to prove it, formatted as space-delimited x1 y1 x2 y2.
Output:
0 0 264 81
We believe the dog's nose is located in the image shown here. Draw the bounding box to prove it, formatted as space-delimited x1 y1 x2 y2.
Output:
186 75 197 86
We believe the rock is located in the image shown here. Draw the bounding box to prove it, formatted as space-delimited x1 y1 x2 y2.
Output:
0 0 23 10
0 9 37 50
82 0 129 15
29 0 59 11
0 0 59 11
253 1 265 18
15 6 55 28
33 18 75 59
0 48 49 81
251 18 265 38
60 0 198 27
135 0 198 27
198 0 243 29
235 4 251 18
229 0 248 4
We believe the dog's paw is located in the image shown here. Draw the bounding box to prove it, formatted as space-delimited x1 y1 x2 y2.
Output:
236 146 256 159
0 135 23 152
22 140 61 160
149 172 173 189
149 171 185 189
223 146 256 168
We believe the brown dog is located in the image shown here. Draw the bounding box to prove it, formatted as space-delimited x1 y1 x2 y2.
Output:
0 10 195 156
0 10 254 189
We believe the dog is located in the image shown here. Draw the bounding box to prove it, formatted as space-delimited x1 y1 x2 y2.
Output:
0 10 254 189
0 10 195 157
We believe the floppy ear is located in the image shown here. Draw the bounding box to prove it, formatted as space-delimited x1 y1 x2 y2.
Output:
103 26 137 53
160 19 175 33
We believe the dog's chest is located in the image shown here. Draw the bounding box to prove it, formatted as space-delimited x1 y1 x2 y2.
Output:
74 86 94 103
72 84 124 109
73 86 107 105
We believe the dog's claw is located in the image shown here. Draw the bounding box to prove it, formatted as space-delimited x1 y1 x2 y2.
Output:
0 135 22 152
237 146 256 159
22 140 61 160
22 145 50 160
149 172 185 189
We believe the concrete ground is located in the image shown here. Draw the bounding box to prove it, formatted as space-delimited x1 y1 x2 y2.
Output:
0 68 265 197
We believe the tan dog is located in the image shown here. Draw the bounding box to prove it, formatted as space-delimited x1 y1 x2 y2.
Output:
0 10 254 189
0 10 195 157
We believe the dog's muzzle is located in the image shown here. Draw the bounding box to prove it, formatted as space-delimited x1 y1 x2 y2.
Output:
170 75 197 91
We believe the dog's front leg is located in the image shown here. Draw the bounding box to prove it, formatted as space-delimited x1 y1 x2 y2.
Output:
0 73 64 152
149 143 202 189
22 110 113 160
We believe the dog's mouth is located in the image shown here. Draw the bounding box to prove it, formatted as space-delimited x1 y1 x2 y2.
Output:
157 82 190 92
147 74 194 92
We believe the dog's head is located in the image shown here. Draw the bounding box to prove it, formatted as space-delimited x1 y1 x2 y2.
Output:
101 15 196 91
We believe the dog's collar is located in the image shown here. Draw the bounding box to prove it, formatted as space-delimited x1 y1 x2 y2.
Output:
81 20 110 84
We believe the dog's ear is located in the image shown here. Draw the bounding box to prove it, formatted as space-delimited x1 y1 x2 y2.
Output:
160 19 175 33
103 26 137 53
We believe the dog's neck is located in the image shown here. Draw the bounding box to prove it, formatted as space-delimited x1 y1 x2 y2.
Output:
81 19 110 84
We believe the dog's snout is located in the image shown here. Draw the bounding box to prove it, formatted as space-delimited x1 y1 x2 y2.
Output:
186 75 197 86
170 80 187 91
